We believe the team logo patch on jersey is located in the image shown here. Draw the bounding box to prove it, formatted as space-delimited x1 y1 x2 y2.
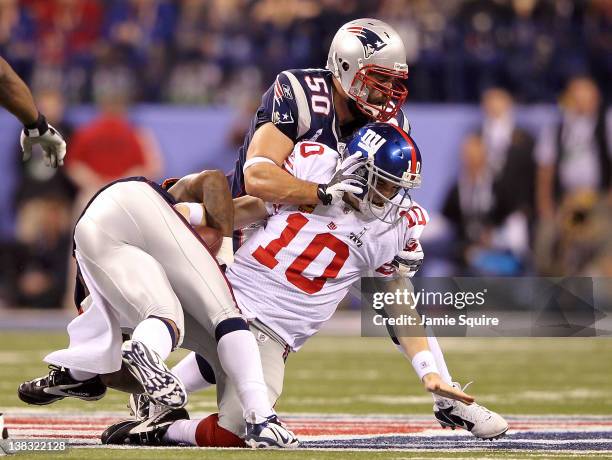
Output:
348 227 368 248
273 110 295 125
347 26 388 58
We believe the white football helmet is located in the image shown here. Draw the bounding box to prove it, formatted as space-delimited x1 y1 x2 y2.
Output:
327 18 409 121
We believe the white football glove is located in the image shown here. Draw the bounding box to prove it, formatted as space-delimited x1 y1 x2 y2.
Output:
392 240 424 278
21 114 67 168
317 152 367 205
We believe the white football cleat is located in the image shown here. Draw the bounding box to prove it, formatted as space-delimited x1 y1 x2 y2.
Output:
121 340 187 409
244 413 299 449
434 382 508 440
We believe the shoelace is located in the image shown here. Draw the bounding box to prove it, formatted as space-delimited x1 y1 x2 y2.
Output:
454 381 495 420
460 381 474 394
46 365 64 387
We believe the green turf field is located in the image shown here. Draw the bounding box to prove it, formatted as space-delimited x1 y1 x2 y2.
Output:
2 332 612 459
2 332 611 415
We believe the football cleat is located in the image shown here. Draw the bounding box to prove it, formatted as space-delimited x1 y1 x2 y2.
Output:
128 393 150 420
17 365 106 405
434 382 508 440
244 414 299 449
128 393 168 421
121 340 187 409
101 407 189 445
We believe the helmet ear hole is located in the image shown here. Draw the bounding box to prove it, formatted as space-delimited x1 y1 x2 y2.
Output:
342 61 350 72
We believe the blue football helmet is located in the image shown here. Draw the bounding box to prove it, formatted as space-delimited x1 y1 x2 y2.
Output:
345 122 422 223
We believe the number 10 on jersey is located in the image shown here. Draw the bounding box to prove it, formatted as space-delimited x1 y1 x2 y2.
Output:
252 213 349 294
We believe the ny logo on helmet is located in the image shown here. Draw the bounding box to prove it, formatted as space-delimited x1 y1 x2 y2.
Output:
347 26 388 58
358 128 386 157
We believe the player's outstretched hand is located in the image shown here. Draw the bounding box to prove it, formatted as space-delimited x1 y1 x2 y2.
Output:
422 373 475 405
317 152 367 205
21 114 67 168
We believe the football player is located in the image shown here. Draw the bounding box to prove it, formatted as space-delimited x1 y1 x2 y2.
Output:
101 123 507 447
0 56 67 167
17 176 298 448
169 18 508 441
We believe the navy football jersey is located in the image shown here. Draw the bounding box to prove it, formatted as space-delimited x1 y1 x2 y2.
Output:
230 68 411 198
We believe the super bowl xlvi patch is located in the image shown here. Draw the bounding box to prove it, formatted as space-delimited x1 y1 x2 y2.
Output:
349 227 368 247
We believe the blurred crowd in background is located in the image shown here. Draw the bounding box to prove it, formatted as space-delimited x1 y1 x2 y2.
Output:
1 0 610 105
0 0 610 308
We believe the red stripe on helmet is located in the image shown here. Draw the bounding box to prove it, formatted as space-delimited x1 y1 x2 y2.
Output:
390 123 417 173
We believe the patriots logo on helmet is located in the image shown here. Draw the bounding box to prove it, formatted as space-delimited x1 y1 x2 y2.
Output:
347 26 388 58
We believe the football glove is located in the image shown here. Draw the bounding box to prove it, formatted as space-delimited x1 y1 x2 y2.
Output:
317 152 366 205
21 113 67 168
392 240 424 278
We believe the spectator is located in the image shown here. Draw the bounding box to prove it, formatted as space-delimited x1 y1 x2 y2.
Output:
103 0 178 101
442 134 528 274
479 87 536 223
535 76 611 220
1 87 75 308
65 76 164 216
26 0 104 102
9 193 73 308
535 189 612 276
0 0 36 81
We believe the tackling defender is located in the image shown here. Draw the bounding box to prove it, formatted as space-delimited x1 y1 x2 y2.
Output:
101 123 507 447
170 18 508 440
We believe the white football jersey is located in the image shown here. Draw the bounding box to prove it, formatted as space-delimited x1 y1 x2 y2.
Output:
226 141 429 350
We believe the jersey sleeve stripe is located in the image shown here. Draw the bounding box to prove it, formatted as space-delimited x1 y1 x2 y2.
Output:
282 71 311 138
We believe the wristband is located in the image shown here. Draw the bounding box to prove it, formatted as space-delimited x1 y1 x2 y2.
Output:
181 202 205 226
411 350 439 380
24 113 49 137
317 184 331 205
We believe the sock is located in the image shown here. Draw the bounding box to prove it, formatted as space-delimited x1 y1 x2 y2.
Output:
163 419 198 445
216 328 271 422
132 317 173 360
425 331 455 408
171 352 214 393
195 413 245 447
68 369 97 381
426 332 453 384
217 237 234 266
